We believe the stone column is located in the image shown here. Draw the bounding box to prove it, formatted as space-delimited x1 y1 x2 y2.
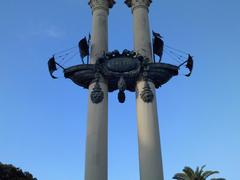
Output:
85 1 115 180
125 1 164 180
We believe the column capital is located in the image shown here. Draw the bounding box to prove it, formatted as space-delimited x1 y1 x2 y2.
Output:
89 0 115 12
125 0 152 9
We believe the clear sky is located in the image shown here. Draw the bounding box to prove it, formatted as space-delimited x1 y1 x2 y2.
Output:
1 0 240 180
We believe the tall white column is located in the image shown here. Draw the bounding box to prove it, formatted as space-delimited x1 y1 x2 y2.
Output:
85 1 115 180
125 0 164 180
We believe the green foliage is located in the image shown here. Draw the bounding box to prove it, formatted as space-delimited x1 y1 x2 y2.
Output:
0 162 37 180
173 165 225 180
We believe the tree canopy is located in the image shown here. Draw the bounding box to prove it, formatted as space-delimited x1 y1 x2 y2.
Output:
0 162 37 180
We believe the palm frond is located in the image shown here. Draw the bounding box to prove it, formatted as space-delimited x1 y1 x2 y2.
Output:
198 165 206 176
202 170 219 179
173 173 191 180
183 166 195 179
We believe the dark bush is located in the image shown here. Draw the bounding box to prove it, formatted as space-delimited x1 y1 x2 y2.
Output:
0 162 37 180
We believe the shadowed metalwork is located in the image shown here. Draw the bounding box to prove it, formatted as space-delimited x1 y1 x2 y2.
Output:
64 50 178 103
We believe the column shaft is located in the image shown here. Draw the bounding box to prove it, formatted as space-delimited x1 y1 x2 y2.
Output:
133 6 152 59
85 1 114 180
85 81 108 180
136 81 164 180
129 1 164 180
90 8 108 64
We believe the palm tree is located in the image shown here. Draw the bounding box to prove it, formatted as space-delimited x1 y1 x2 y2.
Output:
173 165 225 180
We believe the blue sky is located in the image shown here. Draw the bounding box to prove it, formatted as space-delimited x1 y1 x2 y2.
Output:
1 0 240 179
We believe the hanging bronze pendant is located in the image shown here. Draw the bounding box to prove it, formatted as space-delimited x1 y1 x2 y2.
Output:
140 81 154 103
117 76 126 103
91 81 104 104
90 73 104 104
